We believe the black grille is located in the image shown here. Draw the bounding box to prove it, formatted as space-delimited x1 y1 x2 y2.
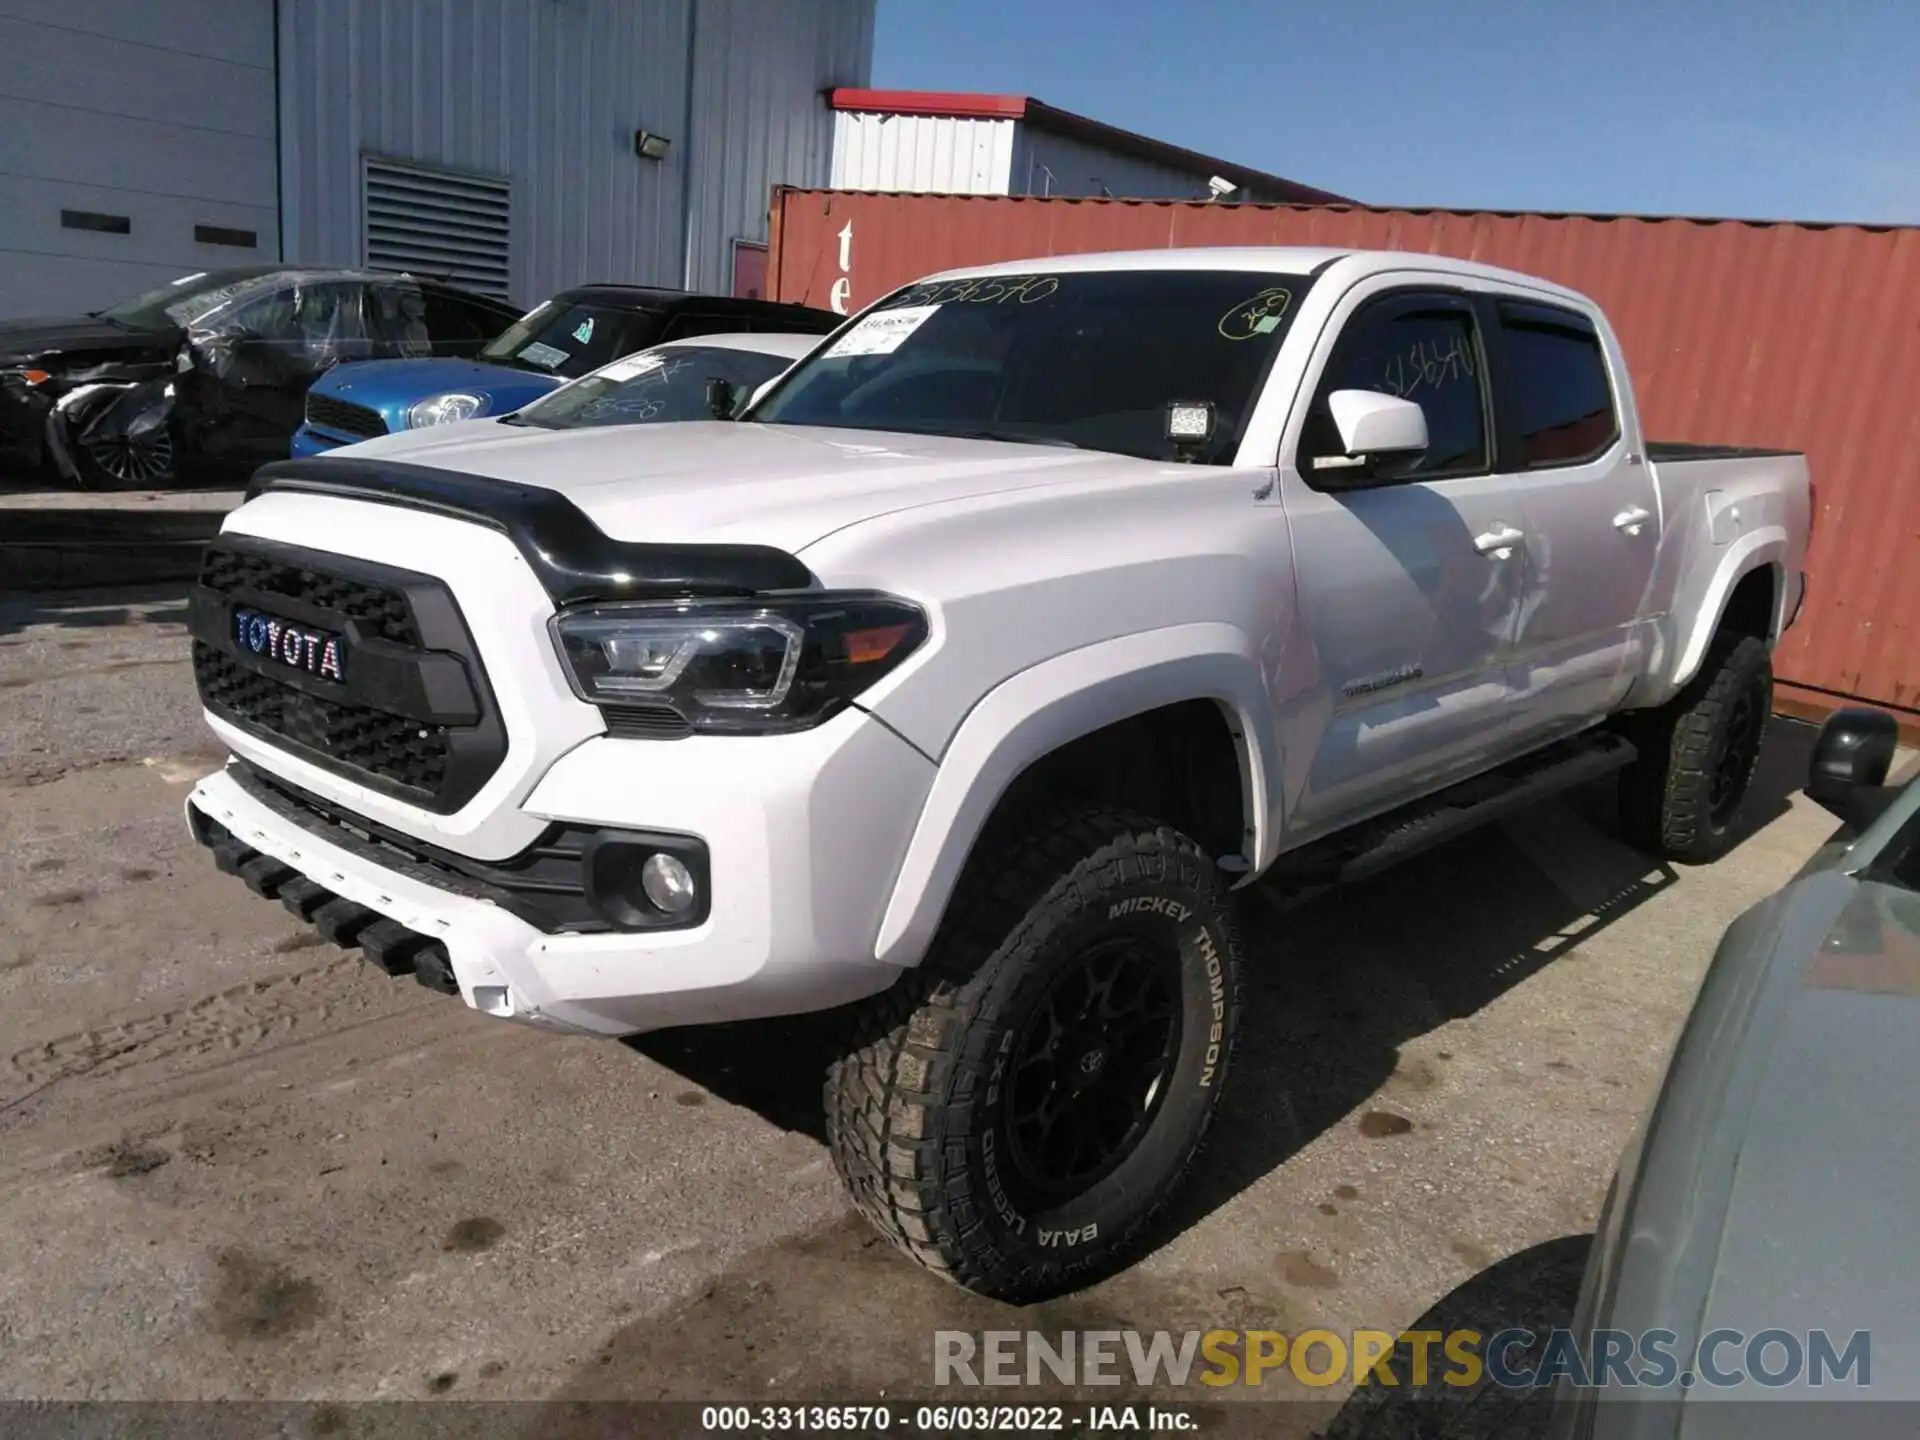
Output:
194 644 450 796
305 392 389 440
200 545 418 646
190 537 506 812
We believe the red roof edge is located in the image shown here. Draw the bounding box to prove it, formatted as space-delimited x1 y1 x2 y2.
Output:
828 88 1029 120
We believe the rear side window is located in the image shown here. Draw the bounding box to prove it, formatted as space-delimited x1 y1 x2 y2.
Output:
1498 302 1620 468
1302 295 1489 483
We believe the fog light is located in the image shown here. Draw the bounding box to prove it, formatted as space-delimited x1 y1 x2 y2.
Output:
582 832 709 930
641 852 697 914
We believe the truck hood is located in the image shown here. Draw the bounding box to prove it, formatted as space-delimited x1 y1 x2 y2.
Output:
311 420 1126 552
313 357 563 424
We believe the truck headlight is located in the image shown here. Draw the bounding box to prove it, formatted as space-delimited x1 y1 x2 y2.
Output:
550 594 928 734
407 392 487 428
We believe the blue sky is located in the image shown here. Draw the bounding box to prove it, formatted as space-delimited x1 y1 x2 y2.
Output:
872 0 1916 224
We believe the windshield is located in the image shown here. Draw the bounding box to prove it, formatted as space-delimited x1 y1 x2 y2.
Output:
479 300 665 377
94 268 284 330
512 345 798 430
749 269 1315 463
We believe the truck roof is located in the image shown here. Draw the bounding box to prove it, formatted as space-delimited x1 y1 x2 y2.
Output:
924 246 1595 307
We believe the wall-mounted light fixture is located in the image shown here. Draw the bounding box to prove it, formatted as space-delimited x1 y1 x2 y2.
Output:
634 130 671 161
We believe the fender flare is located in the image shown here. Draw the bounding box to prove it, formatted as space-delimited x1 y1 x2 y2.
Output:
871 622 1281 968
1667 528 1787 693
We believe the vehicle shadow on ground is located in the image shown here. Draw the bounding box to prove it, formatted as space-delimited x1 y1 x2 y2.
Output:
1317 1233 1593 1440
645 718 1812 1136
0 583 191 639
630 716 1814 1250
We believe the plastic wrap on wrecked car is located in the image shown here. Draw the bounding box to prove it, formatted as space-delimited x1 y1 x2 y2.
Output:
42 364 175 483
43 270 432 482
186 271 431 382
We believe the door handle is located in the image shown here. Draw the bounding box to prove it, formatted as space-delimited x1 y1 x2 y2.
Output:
1613 505 1652 536
1473 523 1525 558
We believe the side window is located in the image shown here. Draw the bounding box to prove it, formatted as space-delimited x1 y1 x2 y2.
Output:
420 290 500 352
216 285 298 340
1300 296 1488 483
367 284 431 357
1497 302 1620 468
660 312 750 342
290 282 376 366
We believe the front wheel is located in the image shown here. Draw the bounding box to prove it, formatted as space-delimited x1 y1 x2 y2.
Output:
77 419 180 490
825 807 1246 1302
1618 633 1773 863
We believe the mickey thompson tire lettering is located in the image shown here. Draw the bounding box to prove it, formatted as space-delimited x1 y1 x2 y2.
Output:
824 806 1247 1303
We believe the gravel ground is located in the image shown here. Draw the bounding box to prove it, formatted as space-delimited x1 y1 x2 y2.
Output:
0 583 1849 1431
0 488 243 510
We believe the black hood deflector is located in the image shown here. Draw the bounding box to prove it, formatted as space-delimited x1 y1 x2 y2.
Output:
247 457 817 607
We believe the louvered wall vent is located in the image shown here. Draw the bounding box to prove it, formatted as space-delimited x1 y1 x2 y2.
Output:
361 157 512 299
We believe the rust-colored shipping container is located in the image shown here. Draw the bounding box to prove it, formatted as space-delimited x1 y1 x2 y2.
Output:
768 189 1920 725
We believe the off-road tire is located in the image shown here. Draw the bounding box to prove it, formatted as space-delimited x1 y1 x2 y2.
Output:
825 807 1246 1302
1618 633 1772 863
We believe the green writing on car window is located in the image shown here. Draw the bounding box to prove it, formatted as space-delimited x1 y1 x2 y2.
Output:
1218 288 1294 340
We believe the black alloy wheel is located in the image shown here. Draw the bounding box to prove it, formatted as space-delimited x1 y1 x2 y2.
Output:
1002 933 1183 1209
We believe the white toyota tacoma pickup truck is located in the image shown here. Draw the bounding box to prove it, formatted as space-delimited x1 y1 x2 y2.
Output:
184 247 1812 1301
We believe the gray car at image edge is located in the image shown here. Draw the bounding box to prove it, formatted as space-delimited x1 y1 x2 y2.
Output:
1553 706 1920 1438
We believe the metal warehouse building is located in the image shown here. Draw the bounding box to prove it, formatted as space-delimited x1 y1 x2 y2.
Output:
827 88 1349 205
0 0 875 317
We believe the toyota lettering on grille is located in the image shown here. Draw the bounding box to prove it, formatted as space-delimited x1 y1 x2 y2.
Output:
233 607 347 682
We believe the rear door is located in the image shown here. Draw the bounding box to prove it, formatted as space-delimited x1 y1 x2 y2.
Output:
1281 285 1531 831
1488 298 1661 740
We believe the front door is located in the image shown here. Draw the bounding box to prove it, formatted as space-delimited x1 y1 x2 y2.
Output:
1282 288 1528 834
1490 298 1661 740
192 280 374 464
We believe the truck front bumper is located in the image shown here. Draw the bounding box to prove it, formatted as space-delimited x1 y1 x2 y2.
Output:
185 713 936 1037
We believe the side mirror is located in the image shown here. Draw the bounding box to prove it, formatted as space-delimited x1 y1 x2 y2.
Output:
1327 390 1428 457
1807 706 1900 828
704 376 737 421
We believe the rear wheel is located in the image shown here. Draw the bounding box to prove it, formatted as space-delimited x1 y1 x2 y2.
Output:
825 807 1245 1302
1618 633 1772 863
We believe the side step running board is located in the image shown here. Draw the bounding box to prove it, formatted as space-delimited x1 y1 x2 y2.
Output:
1267 730 1638 891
